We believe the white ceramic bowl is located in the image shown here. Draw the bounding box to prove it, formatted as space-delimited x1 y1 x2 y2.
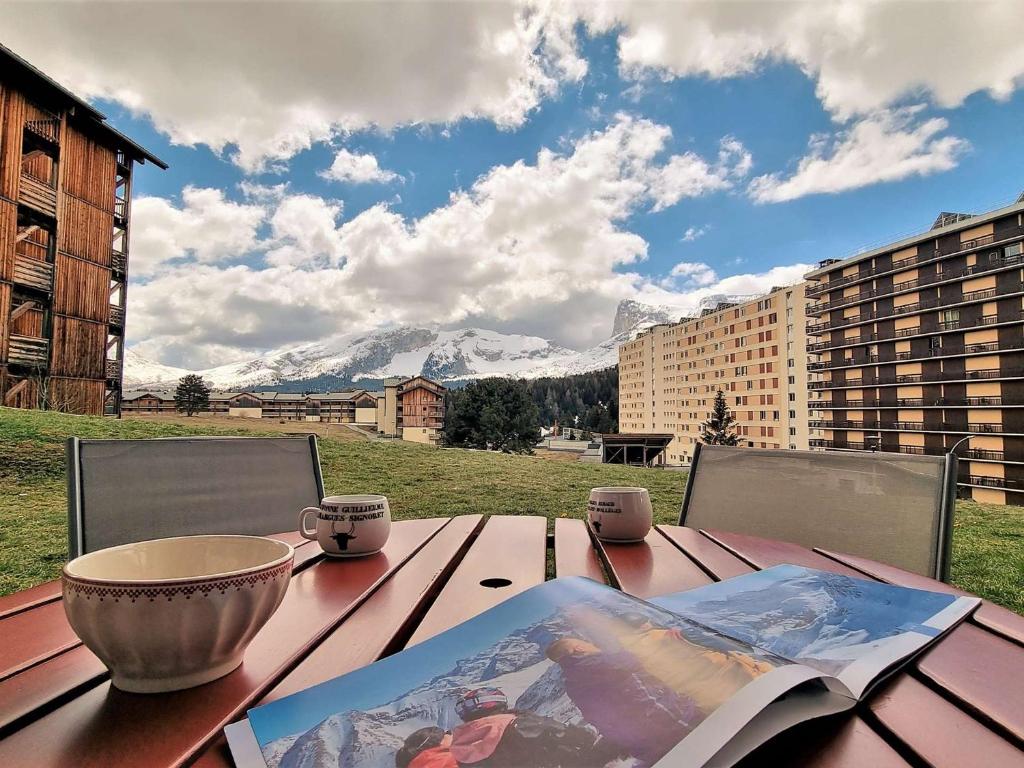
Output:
62 535 293 693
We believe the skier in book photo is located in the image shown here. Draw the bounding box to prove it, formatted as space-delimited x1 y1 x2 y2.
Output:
545 637 697 767
395 727 456 768
612 611 776 716
394 688 611 768
404 686 616 768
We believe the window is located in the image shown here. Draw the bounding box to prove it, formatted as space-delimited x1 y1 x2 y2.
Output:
789 392 796 402
789 427 797 436
788 375 795 385
789 410 796 418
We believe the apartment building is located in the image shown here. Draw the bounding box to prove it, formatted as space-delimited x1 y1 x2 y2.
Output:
804 200 1024 505
619 285 810 465
121 376 446 443
0 45 166 416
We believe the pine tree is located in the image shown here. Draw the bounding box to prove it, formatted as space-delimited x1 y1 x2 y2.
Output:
700 390 740 446
174 374 211 417
442 378 540 453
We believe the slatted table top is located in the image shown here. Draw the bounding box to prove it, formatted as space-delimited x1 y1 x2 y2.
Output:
0 516 1022 767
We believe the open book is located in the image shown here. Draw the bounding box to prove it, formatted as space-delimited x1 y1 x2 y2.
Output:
226 566 979 768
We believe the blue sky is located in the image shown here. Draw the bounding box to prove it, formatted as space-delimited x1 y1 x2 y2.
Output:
5 2 1024 369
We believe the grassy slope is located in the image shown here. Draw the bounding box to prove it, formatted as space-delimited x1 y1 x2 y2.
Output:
1 407 1021 614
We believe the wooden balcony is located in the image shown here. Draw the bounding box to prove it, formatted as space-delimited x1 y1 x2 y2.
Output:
24 116 60 145
12 254 54 292
8 335 49 368
19 173 57 218
106 359 121 380
109 304 125 328
111 249 127 275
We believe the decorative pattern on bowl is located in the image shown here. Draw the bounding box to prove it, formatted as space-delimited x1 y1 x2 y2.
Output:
62 535 294 694
63 559 293 603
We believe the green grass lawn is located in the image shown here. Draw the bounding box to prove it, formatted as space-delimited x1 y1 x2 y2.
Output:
2 406 1022 614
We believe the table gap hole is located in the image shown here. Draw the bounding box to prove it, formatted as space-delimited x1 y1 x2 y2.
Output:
480 578 512 589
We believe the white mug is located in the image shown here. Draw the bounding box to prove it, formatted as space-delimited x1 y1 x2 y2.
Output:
587 487 653 543
299 495 391 557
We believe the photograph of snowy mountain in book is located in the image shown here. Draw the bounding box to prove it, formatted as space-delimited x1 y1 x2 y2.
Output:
247 578 784 768
652 565 960 684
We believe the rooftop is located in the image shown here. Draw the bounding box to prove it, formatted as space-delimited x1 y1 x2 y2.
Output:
0 42 168 169
806 196 1024 279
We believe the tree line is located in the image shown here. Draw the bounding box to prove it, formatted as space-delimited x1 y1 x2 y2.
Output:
525 367 618 434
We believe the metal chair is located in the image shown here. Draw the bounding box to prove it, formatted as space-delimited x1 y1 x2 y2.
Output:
678 444 958 581
66 435 325 557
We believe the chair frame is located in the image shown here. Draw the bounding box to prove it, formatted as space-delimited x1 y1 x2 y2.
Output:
678 442 959 582
66 434 325 559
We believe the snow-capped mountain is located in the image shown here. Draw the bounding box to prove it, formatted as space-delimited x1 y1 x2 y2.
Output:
122 349 191 388
265 610 585 768
611 299 681 336
122 298 704 390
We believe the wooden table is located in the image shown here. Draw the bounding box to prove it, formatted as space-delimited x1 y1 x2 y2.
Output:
0 516 1022 767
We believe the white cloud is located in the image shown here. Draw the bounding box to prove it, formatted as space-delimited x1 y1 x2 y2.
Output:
130 187 265 277
647 137 751 212
3 2 1022 174
640 262 812 322
264 195 345 268
320 149 402 184
682 225 709 242
127 116 747 366
1 2 586 171
698 263 813 297
748 107 968 203
668 261 717 287
577 1 1024 120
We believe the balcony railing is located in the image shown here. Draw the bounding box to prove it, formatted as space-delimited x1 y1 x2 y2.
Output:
109 304 125 327
8 335 49 368
12 254 54 292
807 286 1016 334
813 367 1022 389
963 449 1006 461
806 250 1024 314
809 439 1012 461
19 173 57 218
967 475 1023 490
105 359 121 380
811 420 1007 433
811 396 1004 409
807 340 1016 370
111 249 127 275
805 229 1023 297
24 116 60 145
810 310 1010 345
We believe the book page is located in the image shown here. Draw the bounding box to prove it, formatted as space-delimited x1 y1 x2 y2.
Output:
240 576 817 768
652 565 980 698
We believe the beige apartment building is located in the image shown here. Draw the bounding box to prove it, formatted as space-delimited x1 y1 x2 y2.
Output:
804 200 1024 505
619 284 810 465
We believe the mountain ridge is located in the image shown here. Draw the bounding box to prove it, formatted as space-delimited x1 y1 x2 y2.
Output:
123 299 698 390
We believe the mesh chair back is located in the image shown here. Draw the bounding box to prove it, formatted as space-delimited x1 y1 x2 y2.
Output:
67 435 325 557
679 445 956 580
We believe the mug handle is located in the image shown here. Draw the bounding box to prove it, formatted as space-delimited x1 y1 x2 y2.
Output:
298 507 320 540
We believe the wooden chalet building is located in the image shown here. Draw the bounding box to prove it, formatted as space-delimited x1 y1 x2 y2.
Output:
0 45 166 416
393 375 446 443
